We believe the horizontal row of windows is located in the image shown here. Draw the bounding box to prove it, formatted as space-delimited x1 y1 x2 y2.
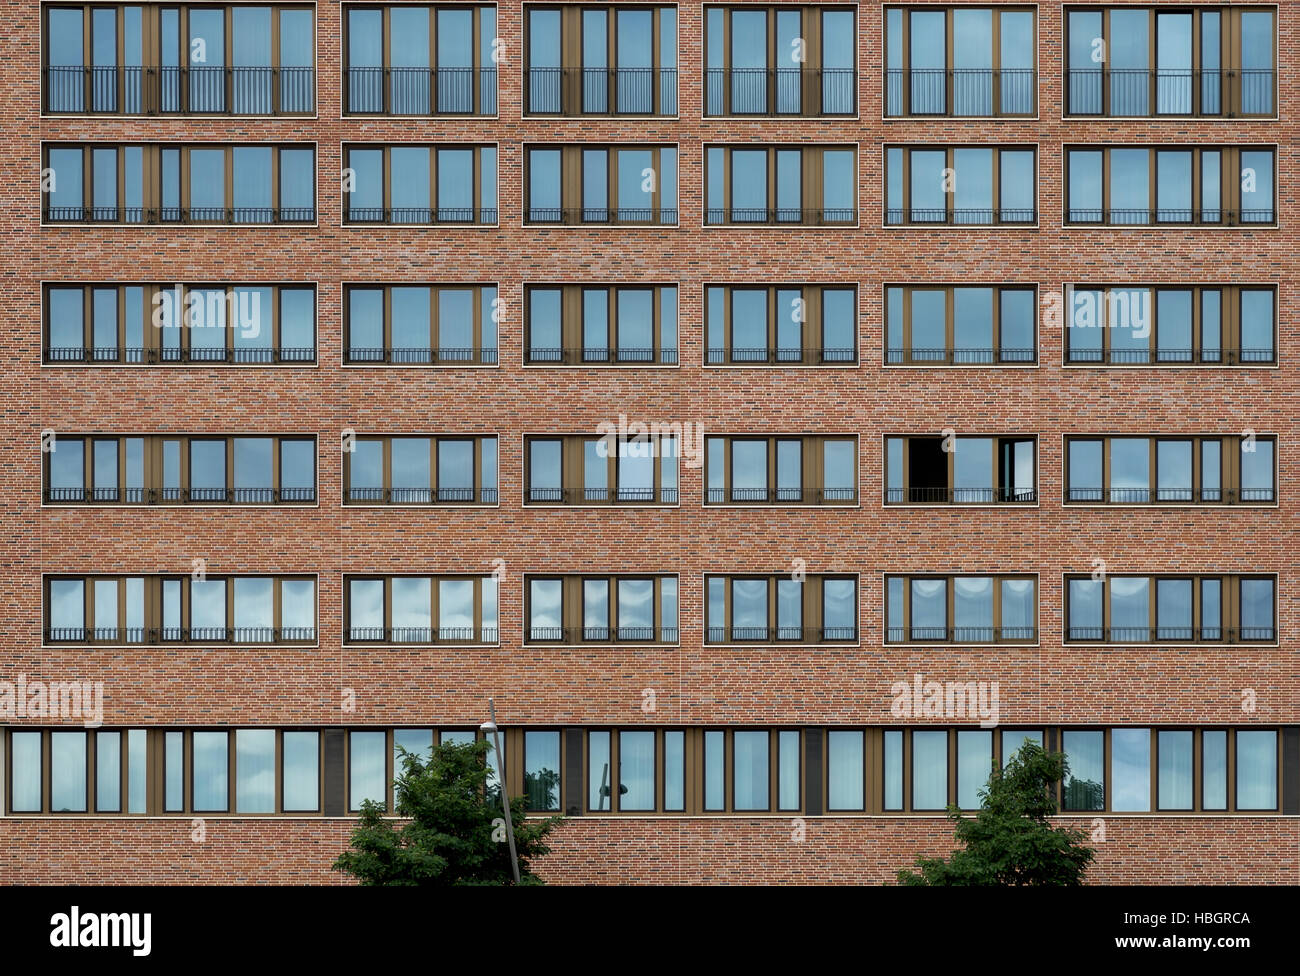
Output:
5 725 1291 817
40 283 1281 369
39 574 1280 648
42 5 1280 121
40 433 1280 510
41 143 1281 229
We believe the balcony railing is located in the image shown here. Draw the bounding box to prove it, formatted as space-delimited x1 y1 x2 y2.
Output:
886 626 1036 643
45 486 316 504
43 345 317 364
1065 625 1273 643
345 347 498 365
526 347 679 365
526 486 678 505
706 487 857 505
345 487 498 504
705 625 858 644
525 67 677 115
1066 487 1271 504
1065 208 1275 226
884 487 1037 504
525 207 678 226
885 68 1036 117
1064 346 1274 366
45 626 316 644
1065 68 1275 117
704 67 856 116
44 65 316 115
706 208 857 226
886 347 1037 365
887 207 1036 226
344 66 498 115
345 207 498 226
526 625 679 644
345 626 499 644
706 347 857 365
43 207 316 225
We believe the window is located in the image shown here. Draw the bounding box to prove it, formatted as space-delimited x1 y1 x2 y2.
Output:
524 285 678 365
704 5 855 117
705 435 857 504
344 284 498 366
43 143 315 224
886 575 1036 644
1065 435 1275 504
344 435 497 504
525 575 678 644
705 145 856 226
1065 146 1275 225
885 285 1036 365
343 145 498 225
705 575 858 644
1235 730 1277 810
1062 730 1106 811
886 146 1036 225
884 435 1037 504
45 434 316 505
43 4 316 116
524 144 678 225
587 729 689 813
43 575 315 645
1065 6 1275 117
1064 285 1275 366
1065 575 1276 643
826 730 864 811
43 283 316 365
344 4 497 115
525 4 677 116
1157 730 1193 811
524 731 562 812
705 285 857 365
344 575 498 645
885 6 1036 117
525 433 679 505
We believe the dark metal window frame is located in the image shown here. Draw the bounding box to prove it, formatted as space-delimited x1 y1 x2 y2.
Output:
705 434 859 506
342 433 499 506
883 434 1039 505
885 144 1039 226
523 143 679 226
1063 573 1278 644
523 573 679 646
342 573 500 646
704 573 860 645
523 283 680 366
342 282 499 366
1063 433 1277 505
884 573 1039 645
704 143 859 227
883 283 1039 366
523 432 680 506
703 283 859 366
341 143 499 226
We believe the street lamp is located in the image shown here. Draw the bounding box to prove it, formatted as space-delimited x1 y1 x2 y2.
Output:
480 698 521 885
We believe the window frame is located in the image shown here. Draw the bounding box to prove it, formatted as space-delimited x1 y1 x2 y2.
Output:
703 143 859 228
342 434 499 506
882 434 1039 505
522 574 680 646
704 434 859 506
341 143 499 226
341 282 500 367
883 573 1039 646
522 432 681 507
703 573 860 646
522 142 680 226
884 144 1039 227
883 283 1039 367
1062 573 1278 645
703 283 860 367
342 573 501 647
522 282 680 367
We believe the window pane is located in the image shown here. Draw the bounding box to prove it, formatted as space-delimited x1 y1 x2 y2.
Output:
1240 150 1273 223
283 731 319 811
1002 730 1043 767
522 731 560 811
391 576 431 640
619 731 655 811
1110 576 1150 642
96 731 121 812
883 729 903 810
1240 290 1274 361
235 729 275 813
1202 730 1227 809
51 731 87 812
827 730 864 810
957 730 992 808
910 578 946 640
733 731 769 811
1236 730 1277 809
350 731 386 810
233 576 273 641
192 731 229 811
616 578 654 636
778 731 800 811
704 730 725 810
1110 438 1150 502
165 730 184 811
731 578 767 638
1111 728 1150 811
1240 578 1274 639
912 731 948 810
1156 440 1192 501
1156 578 1192 640
1241 440 1274 502
954 576 994 641
588 730 612 810
1067 151 1102 221
1062 730 1105 811
1157 730 1193 810
438 579 474 639
664 730 685 810
529 578 562 638
10 732 42 811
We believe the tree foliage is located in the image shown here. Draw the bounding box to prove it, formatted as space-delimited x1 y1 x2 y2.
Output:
333 739 561 886
897 742 1096 886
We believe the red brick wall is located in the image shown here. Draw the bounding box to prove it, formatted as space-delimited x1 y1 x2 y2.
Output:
6 1 1296 883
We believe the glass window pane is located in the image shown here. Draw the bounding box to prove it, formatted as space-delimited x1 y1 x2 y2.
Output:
282 731 319 811
1062 730 1105 811
1235 730 1277 810
884 729 903 810
523 731 560 811
618 731 655 811
235 728 275 813
1112 728 1150 811
1157 730 1193 810
1240 578 1274 639
1202 730 1227 809
778 731 800 811
96 731 121 812
957 730 992 808
50 731 87 812
588 730 612 810
192 731 229 811
10 732 42 811
912 731 948 810
349 731 386 810
704 730 725 810
664 730 685 811
733 731 769 811
828 730 864 810
1001 730 1043 767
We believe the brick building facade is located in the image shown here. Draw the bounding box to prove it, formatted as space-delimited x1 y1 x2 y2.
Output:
3 1 1297 884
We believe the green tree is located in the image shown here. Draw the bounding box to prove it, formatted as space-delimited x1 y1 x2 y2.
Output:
897 741 1096 886
333 739 561 885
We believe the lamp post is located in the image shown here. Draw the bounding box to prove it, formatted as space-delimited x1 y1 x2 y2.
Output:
480 698 520 885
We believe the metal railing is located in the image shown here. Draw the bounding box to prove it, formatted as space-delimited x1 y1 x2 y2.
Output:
1067 487 1270 504
526 66 677 115
1066 625 1273 643
1065 68 1275 117
344 346 498 365
344 66 498 115
346 207 497 225
706 347 857 365
885 68 1036 117
47 626 316 644
526 347 679 365
526 486 678 505
885 487 1037 504
1065 208 1274 226
886 626 1037 643
45 65 316 115
526 625 679 644
887 207 1036 226
886 347 1037 365
1064 346 1273 366
44 206 316 225
345 487 497 504
525 207 678 225
706 208 857 226
704 67 856 116
705 626 858 644
45 486 317 504
346 626 499 644
706 487 857 505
